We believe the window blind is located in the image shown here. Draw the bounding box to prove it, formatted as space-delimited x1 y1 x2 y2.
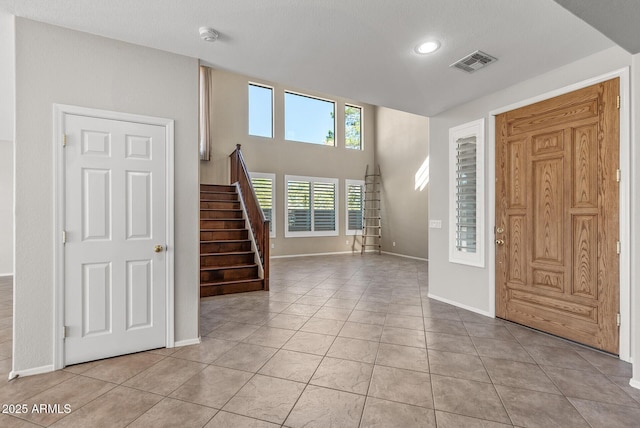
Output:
251 177 273 232
455 136 477 253
347 183 364 230
287 180 311 232
313 182 336 231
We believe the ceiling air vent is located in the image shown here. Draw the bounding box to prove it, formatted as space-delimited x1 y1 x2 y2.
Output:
450 50 497 73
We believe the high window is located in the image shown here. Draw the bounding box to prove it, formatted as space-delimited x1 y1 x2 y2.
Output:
285 175 338 237
449 119 485 267
345 105 362 150
250 172 276 238
284 92 335 146
248 83 273 138
345 180 364 235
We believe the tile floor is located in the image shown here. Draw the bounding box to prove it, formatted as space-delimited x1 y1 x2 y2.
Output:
0 255 639 427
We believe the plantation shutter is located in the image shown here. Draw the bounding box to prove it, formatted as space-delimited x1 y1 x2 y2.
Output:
251 177 273 232
287 180 311 232
347 183 363 230
313 181 336 231
455 136 477 253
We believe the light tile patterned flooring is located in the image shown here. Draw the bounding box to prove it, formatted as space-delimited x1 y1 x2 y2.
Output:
0 255 639 427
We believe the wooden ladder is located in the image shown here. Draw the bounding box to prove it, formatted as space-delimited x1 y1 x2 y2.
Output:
361 164 381 255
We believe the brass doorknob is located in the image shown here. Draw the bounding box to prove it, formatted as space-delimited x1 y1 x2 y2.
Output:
154 245 164 253
495 239 505 246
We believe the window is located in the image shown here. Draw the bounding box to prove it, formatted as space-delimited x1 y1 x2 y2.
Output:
248 83 273 138
346 180 364 235
285 92 335 146
345 105 362 150
250 172 276 238
285 175 338 237
449 119 485 267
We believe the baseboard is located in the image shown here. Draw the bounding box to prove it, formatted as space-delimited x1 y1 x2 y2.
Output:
8 364 54 380
427 293 492 317
380 251 428 262
174 337 201 347
0 273 13 278
271 251 357 259
629 378 640 390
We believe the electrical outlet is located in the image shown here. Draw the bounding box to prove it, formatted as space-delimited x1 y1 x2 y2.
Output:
271 243 275 249
346 240 349 245
429 220 442 229
393 242 396 247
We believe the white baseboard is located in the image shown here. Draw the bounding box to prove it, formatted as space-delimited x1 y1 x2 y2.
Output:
174 337 201 347
630 378 640 390
8 364 54 380
427 293 492 317
0 273 13 278
271 251 357 259
381 251 428 262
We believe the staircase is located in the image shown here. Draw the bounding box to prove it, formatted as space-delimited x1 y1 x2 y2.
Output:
200 184 263 297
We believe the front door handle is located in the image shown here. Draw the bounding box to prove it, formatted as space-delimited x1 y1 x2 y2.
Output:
495 239 505 246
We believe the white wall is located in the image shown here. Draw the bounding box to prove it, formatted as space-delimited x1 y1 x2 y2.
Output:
631 53 640 389
375 107 429 259
429 46 632 315
13 19 200 373
0 141 12 276
0 12 14 142
0 13 15 276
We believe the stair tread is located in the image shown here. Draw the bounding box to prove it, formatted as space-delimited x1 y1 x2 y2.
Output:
200 208 242 211
200 278 262 286
201 239 250 243
201 251 254 256
200 264 258 271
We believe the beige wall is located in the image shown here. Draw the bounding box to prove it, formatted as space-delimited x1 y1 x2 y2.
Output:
14 19 200 373
0 140 12 275
375 107 429 259
202 68 375 256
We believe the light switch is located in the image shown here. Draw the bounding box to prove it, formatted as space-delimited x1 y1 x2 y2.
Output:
429 220 442 229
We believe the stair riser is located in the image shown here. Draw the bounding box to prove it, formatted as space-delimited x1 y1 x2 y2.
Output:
201 253 255 267
201 241 252 253
200 184 235 192
200 210 243 219
200 280 263 297
200 201 241 210
201 230 248 240
200 219 246 229
200 192 238 201
200 266 259 282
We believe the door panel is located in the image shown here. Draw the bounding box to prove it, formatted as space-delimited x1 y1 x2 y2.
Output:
64 114 167 365
496 79 619 354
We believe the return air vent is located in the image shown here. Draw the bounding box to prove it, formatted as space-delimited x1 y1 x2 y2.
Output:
450 50 497 73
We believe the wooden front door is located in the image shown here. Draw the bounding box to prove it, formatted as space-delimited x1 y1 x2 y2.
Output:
495 79 619 354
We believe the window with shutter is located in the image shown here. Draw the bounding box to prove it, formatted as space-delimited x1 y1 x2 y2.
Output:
250 172 276 238
346 180 364 235
285 175 339 237
449 119 485 267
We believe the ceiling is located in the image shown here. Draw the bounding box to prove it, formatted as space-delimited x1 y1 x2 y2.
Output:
0 0 619 116
553 0 640 54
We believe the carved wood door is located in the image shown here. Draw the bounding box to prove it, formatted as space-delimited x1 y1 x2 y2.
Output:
495 79 619 353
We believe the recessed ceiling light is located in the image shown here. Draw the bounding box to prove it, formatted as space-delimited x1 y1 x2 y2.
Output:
199 27 219 42
415 40 440 55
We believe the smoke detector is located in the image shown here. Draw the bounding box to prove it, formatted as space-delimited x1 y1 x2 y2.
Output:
450 50 497 73
199 27 219 42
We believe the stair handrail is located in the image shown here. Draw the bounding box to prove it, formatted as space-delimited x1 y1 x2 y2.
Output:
230 144 270 290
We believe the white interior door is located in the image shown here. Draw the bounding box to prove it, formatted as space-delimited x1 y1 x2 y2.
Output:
64 114 167 365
